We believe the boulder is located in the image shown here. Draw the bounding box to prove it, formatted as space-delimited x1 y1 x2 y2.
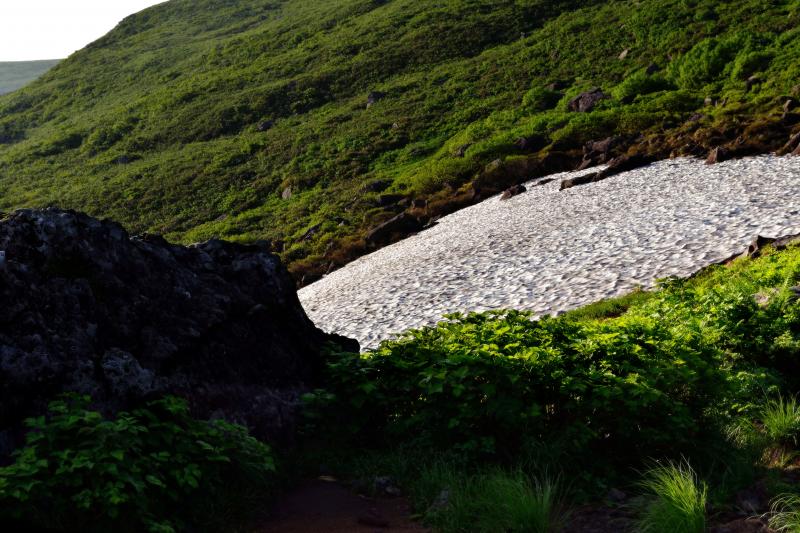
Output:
778 131 800 155
366 91 386 108
365 212 423 246
362 179 392 193
706 146 731 165
568 88 608 112
500 184 527 200
514 134 548 153
561 153 654 190
0 209 357 455
257 120 274 132
377 193 405 207
709 518 774 533
453 143 472 158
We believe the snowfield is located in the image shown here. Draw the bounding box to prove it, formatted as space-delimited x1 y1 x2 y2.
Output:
299 156 800 350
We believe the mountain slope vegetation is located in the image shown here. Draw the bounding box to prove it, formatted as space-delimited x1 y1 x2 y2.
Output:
0 60 60 95
1 0 799 281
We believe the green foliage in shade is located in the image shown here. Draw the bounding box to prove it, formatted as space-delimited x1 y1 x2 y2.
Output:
634 462 707 533
0 0 799 273
0 395 276 533
310 243 800 463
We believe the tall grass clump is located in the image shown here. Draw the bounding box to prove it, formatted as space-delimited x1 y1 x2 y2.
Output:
635 462 707 533
761 395 800 448
428 469 568 533
770 494 800 533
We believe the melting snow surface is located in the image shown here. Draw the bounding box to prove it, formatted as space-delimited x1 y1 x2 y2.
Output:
299 156 800 350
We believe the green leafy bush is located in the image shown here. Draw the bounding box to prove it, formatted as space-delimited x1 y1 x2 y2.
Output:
312 245 800 462
612 72 673 103
522 87 562 112
668 36 743 89
318 308 760 459
0 395 276 533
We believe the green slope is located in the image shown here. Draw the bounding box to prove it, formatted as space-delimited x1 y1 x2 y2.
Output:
0 0 798 281
0 60 60 95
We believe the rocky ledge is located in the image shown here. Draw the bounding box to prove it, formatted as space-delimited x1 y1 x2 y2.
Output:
0 208 357 456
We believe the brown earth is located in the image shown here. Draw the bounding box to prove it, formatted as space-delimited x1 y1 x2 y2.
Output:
258 478 429 533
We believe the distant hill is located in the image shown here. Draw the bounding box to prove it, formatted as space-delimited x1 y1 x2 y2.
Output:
0 60 60 95
0 0 798 282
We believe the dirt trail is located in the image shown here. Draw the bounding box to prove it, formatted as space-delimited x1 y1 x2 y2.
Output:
258 478 429 533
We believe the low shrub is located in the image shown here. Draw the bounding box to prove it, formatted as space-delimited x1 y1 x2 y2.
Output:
612 72 673 104
318 307 762 460
0 395 276 533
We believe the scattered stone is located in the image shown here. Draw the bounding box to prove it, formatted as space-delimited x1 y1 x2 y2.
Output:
594 153 655 180
0 208 357 453
746 234 775 258
257 120 274 132
709 517 774 533
365 212 424 246
777 131 800 155
500 184 527 200
282 186 293 200
560 172 598 190
746 75 761 92
546 80 568 91
453 143 472 158
734 481 770 514
114 155 131 165
301 223 322 241
606 488 628 503
705 96 715 106
366 91 386 108
514 134 548 153
377 193 405 207
357 508 390 528
568 88 609 112
618 48 630 60
706 146 731 165
363 179 393 193
645 63 659 75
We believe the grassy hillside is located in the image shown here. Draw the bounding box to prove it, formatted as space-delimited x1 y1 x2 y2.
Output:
1 0 799 281
0 60 60 95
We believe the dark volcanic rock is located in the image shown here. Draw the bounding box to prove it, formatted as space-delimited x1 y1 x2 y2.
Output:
568 88 609 112
561 153 655 190
500 184 527 200
365 212 423 246
0 208 357 454
706 146 731 164
514 134 548 153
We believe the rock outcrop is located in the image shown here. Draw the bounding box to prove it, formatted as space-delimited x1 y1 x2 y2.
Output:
568 88 609 112
0 208 357 455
